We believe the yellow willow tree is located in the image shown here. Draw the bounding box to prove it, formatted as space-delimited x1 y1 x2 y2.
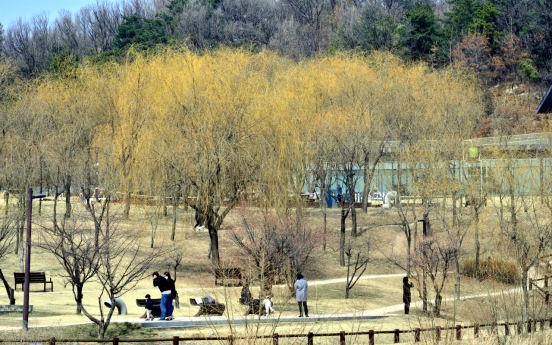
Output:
92 55 161 219
154 49 305 267
32 75 106 220
376 61 484 311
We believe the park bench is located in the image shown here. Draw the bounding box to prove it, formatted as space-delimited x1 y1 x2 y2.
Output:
13 272 53 292
214 267 242 286
190 297 225 317
135 298 161 318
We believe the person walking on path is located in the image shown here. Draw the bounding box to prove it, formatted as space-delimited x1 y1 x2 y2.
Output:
153 271 172 321
144 294 154 321
402 276 414 315
194 210 205 231
295 273 309 317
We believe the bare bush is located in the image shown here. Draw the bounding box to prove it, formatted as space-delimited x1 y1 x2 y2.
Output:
230 208 321 296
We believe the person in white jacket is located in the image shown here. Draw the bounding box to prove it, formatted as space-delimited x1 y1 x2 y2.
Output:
262 295 274 316
295 273 309 317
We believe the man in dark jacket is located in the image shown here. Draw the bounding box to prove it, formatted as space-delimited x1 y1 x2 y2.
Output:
153 271 172 320
403 276 414 314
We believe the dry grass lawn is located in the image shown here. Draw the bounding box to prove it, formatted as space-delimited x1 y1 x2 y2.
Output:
0 199 548 343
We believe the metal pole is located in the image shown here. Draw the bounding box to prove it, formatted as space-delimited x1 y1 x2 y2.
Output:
23 188 32 330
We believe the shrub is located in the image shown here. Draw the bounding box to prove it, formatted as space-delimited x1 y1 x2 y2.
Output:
462 258 519 285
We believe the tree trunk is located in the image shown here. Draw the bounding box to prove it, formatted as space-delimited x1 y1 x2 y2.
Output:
521 268 529 325
362 170 370 213
406 226 411 276
4 191 8 216
319 185 328 251
208 225 220 267
75 285 83 314
351 205 357 237
340 209 346 266
98 322 106 339
433 294 442 316
65 175 72 218
474 207 480 280
323 212 327 251
124 191 131 219
171 193 177 241
455 257 461 300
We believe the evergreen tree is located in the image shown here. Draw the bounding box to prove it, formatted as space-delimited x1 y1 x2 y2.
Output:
471 2 500 47
444 0 483 38
114 15 168 51
405 3 442 61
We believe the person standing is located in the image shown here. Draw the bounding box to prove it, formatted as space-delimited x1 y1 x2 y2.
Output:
152 271 172 321
240 284 252 305
164 272 176 320
295 273 309 317
403 276 414 315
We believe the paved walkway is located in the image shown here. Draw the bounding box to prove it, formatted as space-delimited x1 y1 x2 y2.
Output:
0 273 521 330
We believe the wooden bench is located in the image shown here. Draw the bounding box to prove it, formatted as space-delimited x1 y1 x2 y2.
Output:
13 272 53 292
135 298 161 318
214 268 242 286
190 297 225 317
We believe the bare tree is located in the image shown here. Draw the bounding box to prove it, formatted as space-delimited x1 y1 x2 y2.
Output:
231 208 320 295
38 197 102 314
411 234 458 316
41 198 163 338
344 239 370 299
78 1 122 54
0 215 17 303
4 14 53 76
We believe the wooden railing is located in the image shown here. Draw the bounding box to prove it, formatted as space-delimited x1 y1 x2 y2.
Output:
529 276 550 304
4 317 552 344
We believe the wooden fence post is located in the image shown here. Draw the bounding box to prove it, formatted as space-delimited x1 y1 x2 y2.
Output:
435 326 441 342
504 324 509 336
227 335 233 345
340 330 345 345
491 322 497 335
517 321 522 335
172 336 179 345
273 333 279 345
308 332 313 345
368 330 374 345
113 337 119 345
49 337 55 345
529 278 533 290
550 317 552 329
456 325 461 340
474 324 479 338
528 319 532 333
546 276 549 288
394 329 400 343
546 292 550 304
414 328 420 342
541 319 545 331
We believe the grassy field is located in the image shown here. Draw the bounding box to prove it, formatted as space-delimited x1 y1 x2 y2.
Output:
0 198 549 343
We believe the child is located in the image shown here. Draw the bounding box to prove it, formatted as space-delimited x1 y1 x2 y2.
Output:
262 295 274 316
145 294 154 321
